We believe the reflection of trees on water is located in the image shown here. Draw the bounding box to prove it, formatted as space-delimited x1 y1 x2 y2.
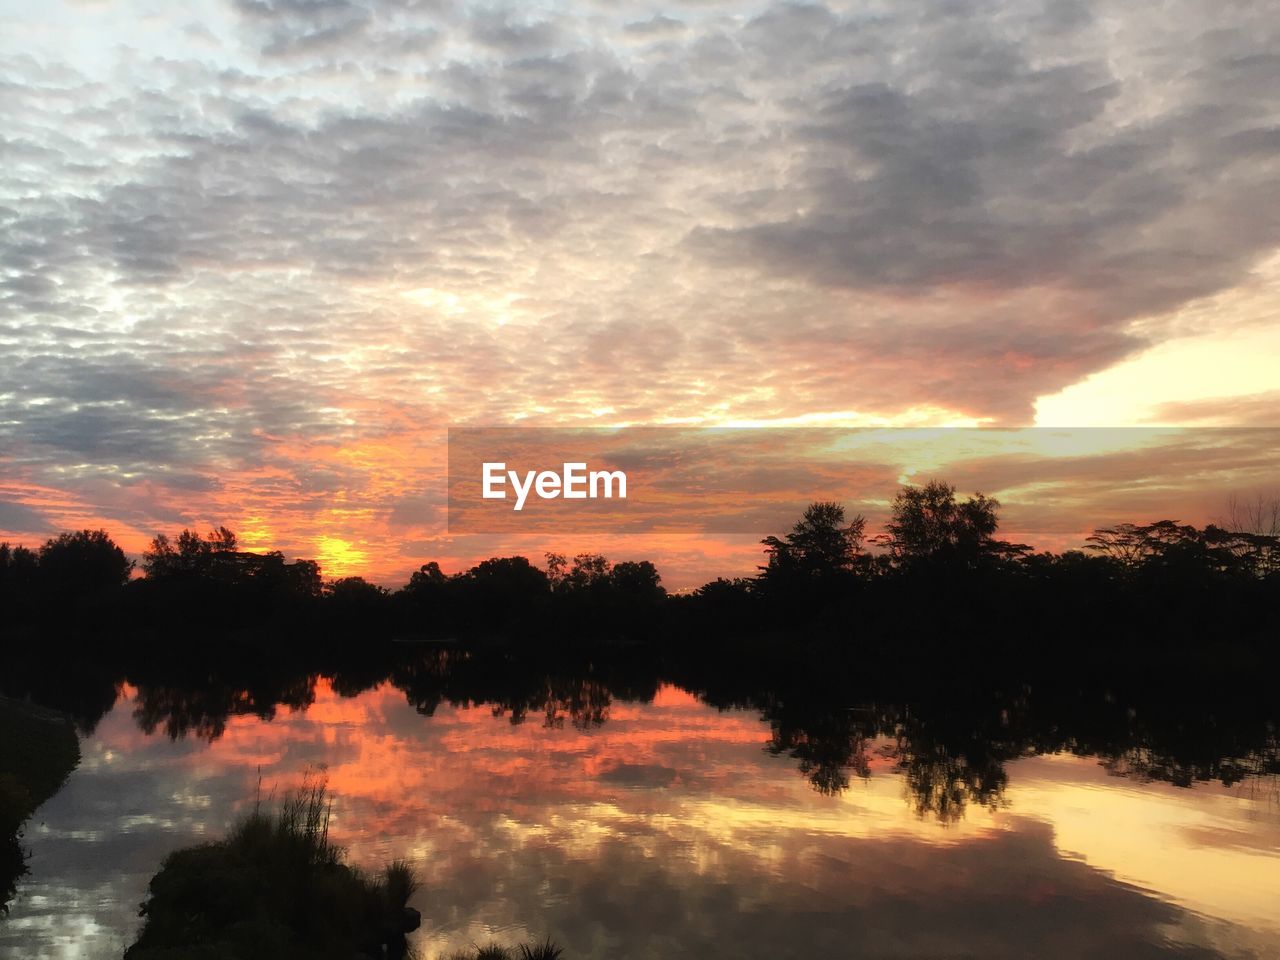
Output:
516 678 612 730
6 643 1278 823
1100 738 1280 790
132 673 318 742
0 652 121 738
721 667 1280 820
389 649 636 730
760 702 1011 819
762 702 874 796
895 740 1011 822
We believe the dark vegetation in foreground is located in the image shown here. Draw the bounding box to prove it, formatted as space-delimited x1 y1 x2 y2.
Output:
125 780 424 960
125 778 564 960
441 941 564 960
0 696 80 915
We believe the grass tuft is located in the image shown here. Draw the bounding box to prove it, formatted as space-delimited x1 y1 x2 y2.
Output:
437 938 564 960
518 938 565 960
125 773 422 960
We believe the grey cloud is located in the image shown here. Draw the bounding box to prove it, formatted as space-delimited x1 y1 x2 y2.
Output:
469 10 562 54
183 21 220 44
387 494 444 528
230 0 448 60
623 15 687 38
0 499 48 533
694 0 1280 324
596 761 679 787
261 19 374 58
0 337 376 497
233 0 366 17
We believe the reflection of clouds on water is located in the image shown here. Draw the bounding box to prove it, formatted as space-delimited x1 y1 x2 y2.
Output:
3 682 1277 959
419 821 1265 960
1006 754 1280 938
596 762 680 789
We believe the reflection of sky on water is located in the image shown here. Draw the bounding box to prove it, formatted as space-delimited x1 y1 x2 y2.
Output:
4 681 1278 959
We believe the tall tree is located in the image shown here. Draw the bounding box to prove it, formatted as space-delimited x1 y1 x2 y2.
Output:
37 529 133 597
760 501 867 586
880 481 1002 570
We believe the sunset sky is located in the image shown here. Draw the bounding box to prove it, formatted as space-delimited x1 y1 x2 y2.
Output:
1 0 1278 586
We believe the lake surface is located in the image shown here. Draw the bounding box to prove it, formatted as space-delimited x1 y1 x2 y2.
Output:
4 676 1279 959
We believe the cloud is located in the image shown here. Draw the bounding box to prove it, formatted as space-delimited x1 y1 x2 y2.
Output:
386 493 444 529
623 15 687 38
1145 392 1280 427
0 0 1277 577
0 498 48 534
687 0 1280 409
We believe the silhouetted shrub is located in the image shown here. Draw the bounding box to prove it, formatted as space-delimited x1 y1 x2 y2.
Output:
125 778 420 960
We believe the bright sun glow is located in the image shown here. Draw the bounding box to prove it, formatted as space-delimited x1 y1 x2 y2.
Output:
314 536 368 578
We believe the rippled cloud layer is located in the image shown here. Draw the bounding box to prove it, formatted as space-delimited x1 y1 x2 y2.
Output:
2 0 1278 580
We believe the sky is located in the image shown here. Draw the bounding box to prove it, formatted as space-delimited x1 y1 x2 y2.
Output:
1 0 1279 587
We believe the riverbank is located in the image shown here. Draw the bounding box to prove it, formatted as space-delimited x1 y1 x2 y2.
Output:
0 695 81 914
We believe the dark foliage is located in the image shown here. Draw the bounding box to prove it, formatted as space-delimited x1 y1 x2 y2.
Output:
125 780 420 960
4 481 1277 654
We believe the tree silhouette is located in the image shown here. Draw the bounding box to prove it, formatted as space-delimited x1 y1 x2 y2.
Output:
143 526 238 579
759 501 868 595
610 560 665 599
879 481 1005 570
0 543 39 613
36 529 133 598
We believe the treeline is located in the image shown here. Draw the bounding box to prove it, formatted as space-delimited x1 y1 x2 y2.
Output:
0 528 669 642
707 483 1280 643
2 481 1279 650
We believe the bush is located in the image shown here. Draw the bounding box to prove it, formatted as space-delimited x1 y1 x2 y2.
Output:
126 778 421 960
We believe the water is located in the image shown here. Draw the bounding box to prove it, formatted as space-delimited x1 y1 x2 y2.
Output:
4 676 1279 959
